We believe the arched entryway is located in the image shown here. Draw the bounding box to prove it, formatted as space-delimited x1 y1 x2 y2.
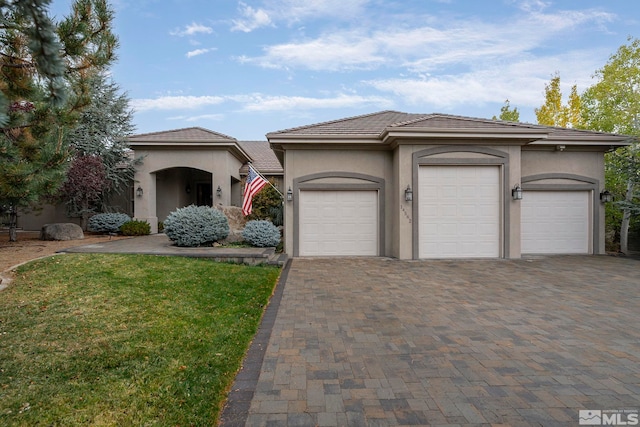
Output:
155 167 213 222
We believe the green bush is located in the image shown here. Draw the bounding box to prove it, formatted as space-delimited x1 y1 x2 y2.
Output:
88 213 131 233
246 178 283 226
242 220 281 247
164 205 229 247
120 220 151 236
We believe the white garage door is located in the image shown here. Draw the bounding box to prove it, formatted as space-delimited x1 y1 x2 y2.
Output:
521 191 590 254
299 190 378 256
419 166 500 258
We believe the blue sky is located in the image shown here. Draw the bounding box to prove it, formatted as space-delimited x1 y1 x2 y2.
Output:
50 0 639 140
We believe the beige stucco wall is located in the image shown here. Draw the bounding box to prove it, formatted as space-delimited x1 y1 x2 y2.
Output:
18 184 133 232
521 148 606 254
133 148 244 232
283 148 392 257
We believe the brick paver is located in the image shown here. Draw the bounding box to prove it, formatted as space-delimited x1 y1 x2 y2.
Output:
222 256 640 426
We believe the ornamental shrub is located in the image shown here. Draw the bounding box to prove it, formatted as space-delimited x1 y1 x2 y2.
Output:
164 205 229 247
88 212 131 233
242 220 281 247
120 220 151 236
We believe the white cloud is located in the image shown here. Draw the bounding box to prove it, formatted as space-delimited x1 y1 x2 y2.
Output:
231 2 273 32
238 6 616 72
364 49 609 111
170 22 213 37
132 96 225 112
243 32 385 70
186 47 217 58
236 93 394 112
168 114 225 122
230 0 369 32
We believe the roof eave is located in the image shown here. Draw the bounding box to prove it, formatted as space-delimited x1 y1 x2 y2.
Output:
381 128 550 145
267 134 382 145
129 141 253 163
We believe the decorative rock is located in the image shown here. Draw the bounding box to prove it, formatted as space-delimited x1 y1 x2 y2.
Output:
40 223 84 241
215 206 247 243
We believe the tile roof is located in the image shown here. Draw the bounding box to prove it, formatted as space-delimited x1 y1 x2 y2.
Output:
268 110 633 142
238 141 283 174
128 127 237 142
267 111 425 136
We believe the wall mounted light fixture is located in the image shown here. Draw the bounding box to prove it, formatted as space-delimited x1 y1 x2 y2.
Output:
405 185 413 202
216 185 222 197
286 187 293 202
600 190 613 203
136 186 143 197
512 184 523 200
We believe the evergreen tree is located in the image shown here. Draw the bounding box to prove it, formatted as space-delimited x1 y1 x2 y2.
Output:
61 72 138 226
0 0 117 241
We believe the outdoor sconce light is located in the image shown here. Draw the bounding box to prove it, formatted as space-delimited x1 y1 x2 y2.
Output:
600 190 613 203
404 185 413 202
512 184 523 200
185 183 191 194
216 185 222 197
136 186 143 197
286 187 293 202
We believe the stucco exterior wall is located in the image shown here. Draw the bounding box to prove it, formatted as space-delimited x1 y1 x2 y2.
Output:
133 148 244 232
18 184 133 231
283 148 392 257
521 148 606 254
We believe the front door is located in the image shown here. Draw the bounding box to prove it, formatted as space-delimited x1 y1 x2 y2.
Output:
196 183 212 206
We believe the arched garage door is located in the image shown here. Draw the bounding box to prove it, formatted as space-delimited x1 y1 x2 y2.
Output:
521 191 590 254
299 190 378 256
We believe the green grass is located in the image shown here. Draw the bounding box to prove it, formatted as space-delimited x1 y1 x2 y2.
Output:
0 254 281 426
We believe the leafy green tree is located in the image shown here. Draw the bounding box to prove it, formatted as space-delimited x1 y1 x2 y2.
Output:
582 37 640 254
535 72 583 128
61 72 137 224
492 99 520 122
247 178 283 226
0 0 117 241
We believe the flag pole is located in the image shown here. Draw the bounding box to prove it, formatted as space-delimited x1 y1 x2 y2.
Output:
248 162 284 199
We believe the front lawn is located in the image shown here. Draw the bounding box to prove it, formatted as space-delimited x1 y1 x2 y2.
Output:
0 254 281 426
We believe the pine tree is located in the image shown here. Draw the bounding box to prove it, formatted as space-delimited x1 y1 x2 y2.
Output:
0 0 117 241
61 72 138 227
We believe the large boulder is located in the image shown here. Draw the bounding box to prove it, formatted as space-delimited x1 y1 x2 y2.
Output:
214 206 247 243
40 223 84 241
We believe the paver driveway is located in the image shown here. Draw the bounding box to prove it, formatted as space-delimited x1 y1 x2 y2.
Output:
225 256 640 426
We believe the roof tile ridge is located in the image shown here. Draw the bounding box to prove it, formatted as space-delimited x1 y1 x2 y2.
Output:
268 110 403 134
129 127 237 141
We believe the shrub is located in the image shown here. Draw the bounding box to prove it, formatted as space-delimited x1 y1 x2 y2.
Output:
88 213 131 233
120 220 151 236
242 220 281 247
164 205 229 247
247 178 283 225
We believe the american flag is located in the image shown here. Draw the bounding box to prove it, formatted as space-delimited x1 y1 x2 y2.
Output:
242 164 269 216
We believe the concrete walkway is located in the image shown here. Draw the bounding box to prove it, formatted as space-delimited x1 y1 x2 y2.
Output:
221 256 640 426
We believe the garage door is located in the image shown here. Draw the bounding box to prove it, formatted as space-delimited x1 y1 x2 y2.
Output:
419 166 500 258
521 191 590 254
299 190 378 256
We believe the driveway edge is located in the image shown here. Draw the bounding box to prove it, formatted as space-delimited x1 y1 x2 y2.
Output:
218 258 292 426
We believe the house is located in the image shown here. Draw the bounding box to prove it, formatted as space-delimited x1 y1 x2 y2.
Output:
17 111 632 259
267 111 632 259
128 127 283 233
